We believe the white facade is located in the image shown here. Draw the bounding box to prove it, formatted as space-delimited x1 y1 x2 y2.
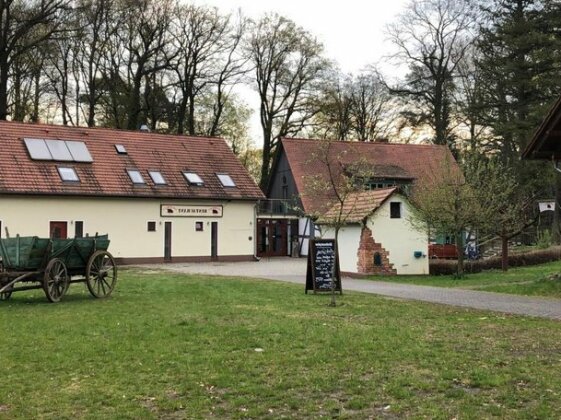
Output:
321 195 429 275
0 195 256 262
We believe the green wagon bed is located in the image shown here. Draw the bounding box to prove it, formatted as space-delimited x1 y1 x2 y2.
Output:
0 235 117 303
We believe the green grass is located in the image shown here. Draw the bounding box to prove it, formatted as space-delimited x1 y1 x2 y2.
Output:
1 269 561 418
368 260 561 298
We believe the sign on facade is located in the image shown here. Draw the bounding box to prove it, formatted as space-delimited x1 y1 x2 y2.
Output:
161 205 223 217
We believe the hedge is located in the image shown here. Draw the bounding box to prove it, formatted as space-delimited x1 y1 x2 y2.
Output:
429 246 561 275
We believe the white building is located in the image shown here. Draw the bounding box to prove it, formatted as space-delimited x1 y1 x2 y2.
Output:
0 121 264 263
318 188 428 275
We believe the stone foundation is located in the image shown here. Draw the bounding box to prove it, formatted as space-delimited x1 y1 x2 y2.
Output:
357 226 396 275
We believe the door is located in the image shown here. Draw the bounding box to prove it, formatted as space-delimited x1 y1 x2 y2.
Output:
256 219 288 257
50 221 68 239
164 222 172 262
211 222 218 261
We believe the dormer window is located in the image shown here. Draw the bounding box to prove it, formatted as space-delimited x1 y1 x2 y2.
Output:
127 169 145 184
217 173 235 187
183 172 204 186
149 171 166 185
58 167 79 182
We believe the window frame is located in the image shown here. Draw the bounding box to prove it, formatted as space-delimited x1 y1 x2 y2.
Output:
390 202 402 219
57 166 80 182
127 169 146 185
217 173 236 187
149 170 167 185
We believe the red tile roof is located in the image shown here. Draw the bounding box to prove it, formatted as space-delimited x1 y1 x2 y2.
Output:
280 138 460 214
320 188 397 224
0 121 264 200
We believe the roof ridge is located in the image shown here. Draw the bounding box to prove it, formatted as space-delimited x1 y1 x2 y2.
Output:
281 137 448 148
0 120 225 142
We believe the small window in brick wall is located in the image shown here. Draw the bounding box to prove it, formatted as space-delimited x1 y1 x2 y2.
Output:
390 202 401 219
147 221 156 232
374 252 382 267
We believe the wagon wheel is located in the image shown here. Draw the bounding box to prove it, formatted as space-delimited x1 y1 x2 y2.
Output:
43 258 70 303
86 251 117 298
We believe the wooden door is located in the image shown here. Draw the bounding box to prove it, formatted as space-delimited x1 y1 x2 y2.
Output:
164 222 172 262
50 221 68 239
211 222 218 260
256 219 288 257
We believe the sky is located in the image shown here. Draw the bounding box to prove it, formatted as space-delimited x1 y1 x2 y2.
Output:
190 0 410 143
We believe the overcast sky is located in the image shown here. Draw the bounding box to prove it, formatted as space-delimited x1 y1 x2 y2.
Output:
190 0 410 143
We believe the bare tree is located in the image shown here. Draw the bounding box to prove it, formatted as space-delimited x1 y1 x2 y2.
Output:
247 13 328 190
0 0 71 120
387 0 476 148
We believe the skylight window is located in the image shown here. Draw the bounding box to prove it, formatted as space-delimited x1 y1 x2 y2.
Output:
127 169 145 184
183 172 204 186
149 171 166 185
24 138 93 163
115 144 127 154
217 173 236 187
57 167 79 182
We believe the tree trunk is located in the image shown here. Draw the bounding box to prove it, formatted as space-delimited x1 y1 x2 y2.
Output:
455 232 464 278
552 174 561 244
0 59 10 120
501 234 509 272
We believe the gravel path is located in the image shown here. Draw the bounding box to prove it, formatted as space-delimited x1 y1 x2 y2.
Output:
138 258 561 320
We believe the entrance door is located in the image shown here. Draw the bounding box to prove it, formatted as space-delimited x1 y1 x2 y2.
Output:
50 221 68 239
211 222 218 261
256 219 288 257
164 222 172 262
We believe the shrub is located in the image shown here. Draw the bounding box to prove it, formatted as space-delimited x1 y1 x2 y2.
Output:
429 246 561 275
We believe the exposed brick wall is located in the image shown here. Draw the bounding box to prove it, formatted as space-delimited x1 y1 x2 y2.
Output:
357 225 397 275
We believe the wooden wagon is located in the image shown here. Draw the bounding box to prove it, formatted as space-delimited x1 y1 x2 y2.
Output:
0 235 117 303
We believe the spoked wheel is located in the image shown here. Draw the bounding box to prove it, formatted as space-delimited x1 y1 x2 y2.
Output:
86 251 117 298
43 258 70 303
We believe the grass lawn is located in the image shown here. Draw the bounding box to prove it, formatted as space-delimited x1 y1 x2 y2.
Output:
1 269 561 419
368 260 561 298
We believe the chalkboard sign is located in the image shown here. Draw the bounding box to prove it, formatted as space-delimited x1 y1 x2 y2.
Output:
305 239 342 294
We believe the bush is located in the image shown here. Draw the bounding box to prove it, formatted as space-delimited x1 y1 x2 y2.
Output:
429 246 561 275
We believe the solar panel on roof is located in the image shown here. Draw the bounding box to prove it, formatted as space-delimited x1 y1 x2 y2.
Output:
46 139 73 161
66 141 93 162
24 138 52 160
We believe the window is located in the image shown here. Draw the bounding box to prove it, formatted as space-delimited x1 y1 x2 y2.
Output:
183 172 204 186
149 171 166 185
217 173 235 187
58 167 79 182
127 169 145 184
390 202 401 219
147 221 156 232
115 144 127 154
75 221 83 238
195 221 204 232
